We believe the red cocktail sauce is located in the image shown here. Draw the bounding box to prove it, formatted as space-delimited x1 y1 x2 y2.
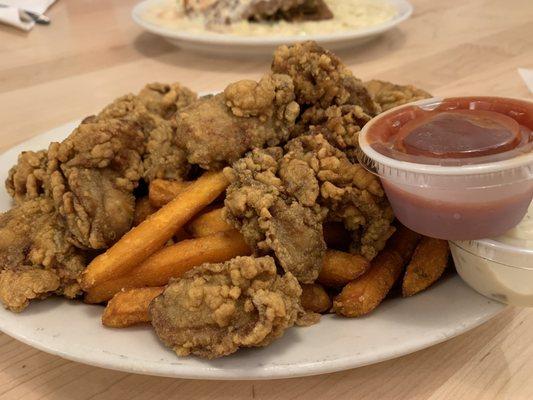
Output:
363 97 533 240
367 97 533 166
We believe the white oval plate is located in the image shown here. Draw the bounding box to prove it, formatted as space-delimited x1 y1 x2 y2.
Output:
131 0 413 56
0 122 504 380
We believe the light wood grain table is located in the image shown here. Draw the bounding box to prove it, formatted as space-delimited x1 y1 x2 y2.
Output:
0 0 532 399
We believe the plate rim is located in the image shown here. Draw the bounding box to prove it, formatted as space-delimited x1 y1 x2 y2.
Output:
131 0 413 46
0 297 505 380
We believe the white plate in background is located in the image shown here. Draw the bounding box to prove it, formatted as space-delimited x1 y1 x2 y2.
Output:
132 0 413 56
0 121 505 379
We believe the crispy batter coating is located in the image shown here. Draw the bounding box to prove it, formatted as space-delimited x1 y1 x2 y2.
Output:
97 82 197 181
175 74 299 170
364 80 432 111
6 150 48 203
0 198 85 312
150 256 301 359
224 134 394 284
300 104 372 162
224 147 327 283
284 135 395 259
272 41 380 116
271 42 380 161
137 82 198 120
47 119 145 249
1 82 196 311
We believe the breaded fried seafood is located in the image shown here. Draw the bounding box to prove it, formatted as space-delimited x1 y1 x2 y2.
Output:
149 256 301 359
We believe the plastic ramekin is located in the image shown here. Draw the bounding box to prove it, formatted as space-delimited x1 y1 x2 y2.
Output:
358 97 533 240
450 238 533 306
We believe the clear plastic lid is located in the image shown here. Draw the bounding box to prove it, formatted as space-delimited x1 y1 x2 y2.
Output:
358 97 533 189
452 238 533 270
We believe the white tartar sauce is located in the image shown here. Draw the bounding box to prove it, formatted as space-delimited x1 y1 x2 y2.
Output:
451 200 533 307
496 201 533 248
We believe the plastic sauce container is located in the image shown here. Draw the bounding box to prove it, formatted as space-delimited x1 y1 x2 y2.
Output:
450 201 533 306
358 96 533 240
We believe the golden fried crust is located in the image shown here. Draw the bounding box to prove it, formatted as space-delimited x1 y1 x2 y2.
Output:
149 256 302 359
224 134 394 287
137 82 197 120
271 42 380 161
224 147 327 283
47 119 145 249
364 80 432 111
285 134 394 259
97 83 196 182
0 198 85 312
272 41 380 116
176 74 299 170
6 150 48 203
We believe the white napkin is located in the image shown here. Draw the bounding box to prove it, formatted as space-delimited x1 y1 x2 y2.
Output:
0 0 55 31
518 68 533 94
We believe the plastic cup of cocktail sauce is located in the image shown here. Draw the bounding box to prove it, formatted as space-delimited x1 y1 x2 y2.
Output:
358 96 533 240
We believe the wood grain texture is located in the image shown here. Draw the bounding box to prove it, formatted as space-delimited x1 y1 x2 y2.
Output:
0 0 532 398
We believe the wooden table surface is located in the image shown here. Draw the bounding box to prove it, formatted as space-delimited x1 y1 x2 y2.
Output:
1 0 532 399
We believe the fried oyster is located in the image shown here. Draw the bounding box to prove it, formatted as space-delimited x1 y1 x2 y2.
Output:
224 134 394 284
365 79 432 111
272 41 381 161
150 256 301 359
1 82 197 311
175 73 300 170
0 198 85 312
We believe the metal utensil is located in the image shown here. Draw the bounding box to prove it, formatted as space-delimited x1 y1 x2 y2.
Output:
19 9 50 24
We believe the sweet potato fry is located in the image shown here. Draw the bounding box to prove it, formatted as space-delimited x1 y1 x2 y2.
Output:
386 225 421 263
402 237 450 297
149 179 192 207
84 230 251 303
300 283 331 314
318 250 370 287
81 171 229 290
323 223 351 249
332 227 419 317
132 197 158 226
187 207 233 237
102 287 164 328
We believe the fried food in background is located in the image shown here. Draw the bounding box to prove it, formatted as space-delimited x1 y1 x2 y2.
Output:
402 238 450 297
333 227 420 317
102 287 164 328
85 230 251 303
150 256 302 359
364 80 432 112
281 0 333 22
182 0 332 25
